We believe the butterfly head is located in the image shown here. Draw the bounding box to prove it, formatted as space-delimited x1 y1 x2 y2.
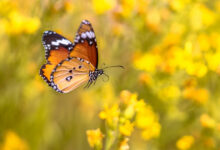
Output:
89 69 104 81
86 66 123 88
96 69 104 76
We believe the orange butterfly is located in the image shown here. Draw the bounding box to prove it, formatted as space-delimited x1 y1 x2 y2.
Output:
40 20 122 93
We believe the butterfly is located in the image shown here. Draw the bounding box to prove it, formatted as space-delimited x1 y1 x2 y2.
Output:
40 20 123 93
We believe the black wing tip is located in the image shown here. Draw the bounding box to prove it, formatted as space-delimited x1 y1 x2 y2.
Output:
42 30 56 39
43 30 56 35
81 20 91 25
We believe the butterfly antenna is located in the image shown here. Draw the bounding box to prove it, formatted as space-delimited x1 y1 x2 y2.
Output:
102 65 124 70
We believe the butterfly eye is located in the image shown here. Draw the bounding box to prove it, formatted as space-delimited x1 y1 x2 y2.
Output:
66 76 73 81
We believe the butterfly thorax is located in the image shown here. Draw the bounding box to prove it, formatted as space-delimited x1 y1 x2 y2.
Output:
89 69 104 81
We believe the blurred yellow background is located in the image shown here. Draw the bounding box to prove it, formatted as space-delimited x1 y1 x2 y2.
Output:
0 0 220 149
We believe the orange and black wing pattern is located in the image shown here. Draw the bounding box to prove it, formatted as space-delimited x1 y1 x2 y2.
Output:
40 31 74 86
70 20 98 68
40 20 99 93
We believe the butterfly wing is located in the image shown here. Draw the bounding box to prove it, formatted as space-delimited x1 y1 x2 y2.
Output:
70 20 98 68
50 57 95 93
40 31 74 86
40 20 99 93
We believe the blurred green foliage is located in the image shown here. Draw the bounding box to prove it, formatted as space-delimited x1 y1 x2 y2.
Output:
0 0 220 150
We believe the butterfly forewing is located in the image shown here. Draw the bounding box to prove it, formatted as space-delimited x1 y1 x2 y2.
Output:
40 31 74 85
50 57 94 93
42 30 74 59
70 20 98 68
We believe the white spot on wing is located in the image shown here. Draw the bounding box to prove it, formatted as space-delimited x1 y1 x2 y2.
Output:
86 31 92 39
82 20 90 24
51 39 72 46
81 33 86 39
90 31 95 38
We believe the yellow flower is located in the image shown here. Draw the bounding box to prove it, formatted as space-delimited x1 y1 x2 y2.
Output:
138 73 153 86
141 122 161 140
134 100 146 112
185 62 208 78
123 105 136 119
99 104 120 126
6 11 25 34
92 0 116 14
170 22 185 36
158 85 180 100
120 90 138 105
216 0 220 12
64 0 74 13
169 0 187 12
119 138 129 150
4 11 40 35
183 87 209 104
2 131 29 150
120 90 131 102
86 128 104 149
176 135 194 150
120 90 139 119
145 8 161 32
134 101 161 140
209 33 220 49
119 0 136 18
119 120 134 136
197 33 210 51
135 105 157 128
200 114 216 128
133 52 160 73
136 0 149 14
190 4 216 30
23 17 40 34
205 51 220 72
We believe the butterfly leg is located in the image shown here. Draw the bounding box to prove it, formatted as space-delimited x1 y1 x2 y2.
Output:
93 79 97 85
84 81 90 89
87 80 93 88
84 80 93 89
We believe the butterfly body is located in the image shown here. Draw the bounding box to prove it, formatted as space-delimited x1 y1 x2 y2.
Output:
88 69 104 83
40 20 103 93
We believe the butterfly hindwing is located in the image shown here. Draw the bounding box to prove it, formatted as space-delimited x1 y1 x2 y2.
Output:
50 57 95 93
70 20 98 68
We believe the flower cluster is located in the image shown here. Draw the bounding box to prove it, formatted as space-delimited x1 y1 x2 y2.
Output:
86 90 161 150
89 0 220 149
1 131 29 150
0 0 40 35
1 0 220 149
